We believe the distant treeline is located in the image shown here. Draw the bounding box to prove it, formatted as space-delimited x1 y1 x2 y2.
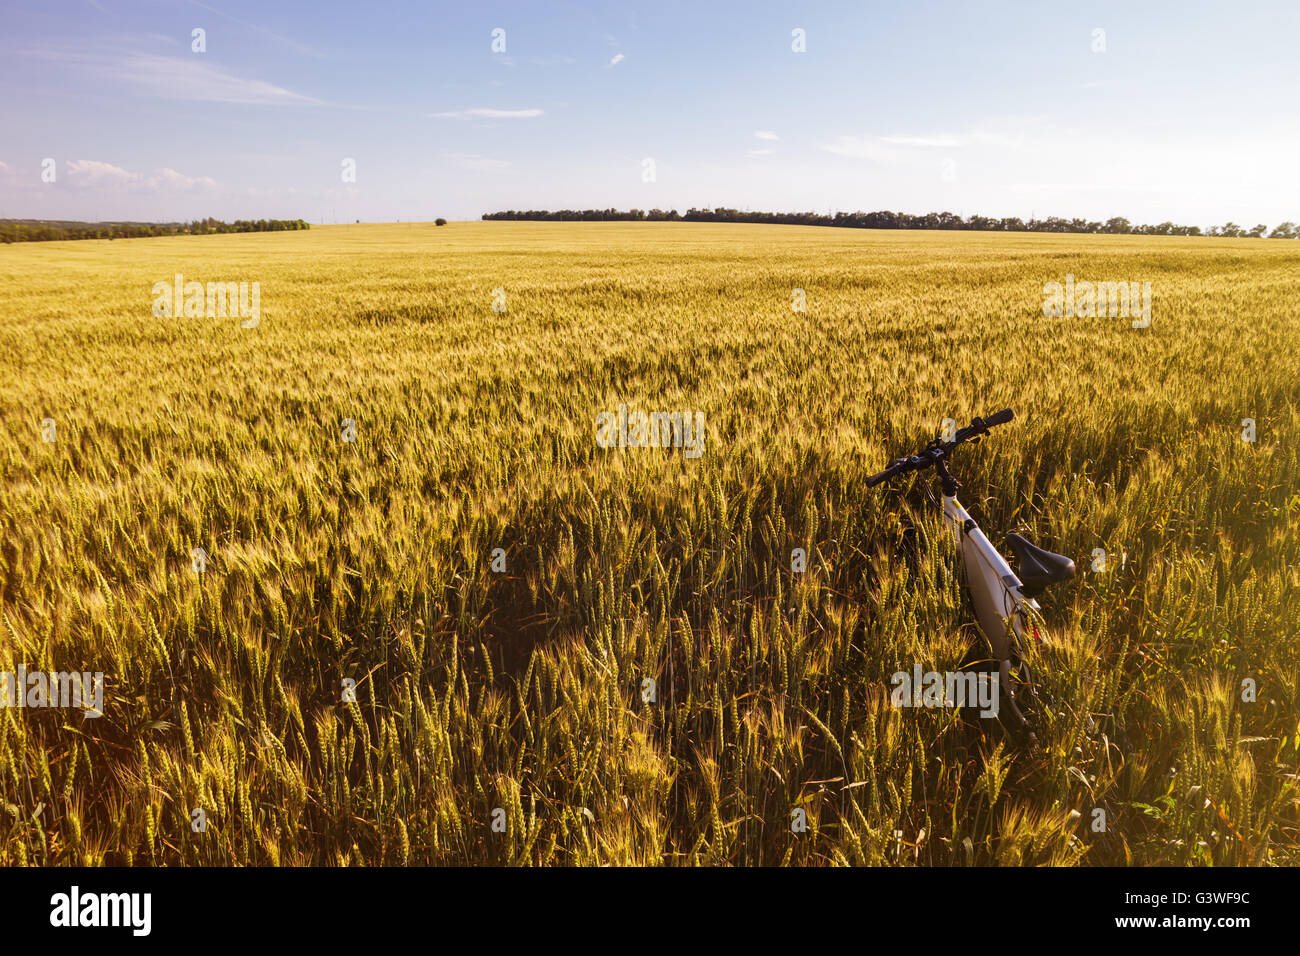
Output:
0 217 311 243
484 208 1300 238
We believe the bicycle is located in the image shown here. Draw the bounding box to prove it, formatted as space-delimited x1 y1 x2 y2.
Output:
867 409 1076 739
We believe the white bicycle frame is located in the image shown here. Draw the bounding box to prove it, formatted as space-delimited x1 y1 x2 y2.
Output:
942 494 1039 668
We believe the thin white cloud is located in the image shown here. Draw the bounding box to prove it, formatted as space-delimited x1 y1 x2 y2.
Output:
64 159 217 192
881 134 964 148
184 0 324 58
969 126 1029 150
609 53 625 66
65 159 135 188
748 148 774 156
754 130 779 141
428 108 543 119
22 46 320 105
116 52 320 104
146 167 218 191
821 127 1027 164
820 136 904 164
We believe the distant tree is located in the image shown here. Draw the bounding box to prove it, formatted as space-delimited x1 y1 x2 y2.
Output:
1247 223 1268 238
1268 221 1296 238
0 217 308 242
435 218 447 226
478 208 1213 237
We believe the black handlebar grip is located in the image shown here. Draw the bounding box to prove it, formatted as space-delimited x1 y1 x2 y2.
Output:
865 471 890 488
984 408 1014 426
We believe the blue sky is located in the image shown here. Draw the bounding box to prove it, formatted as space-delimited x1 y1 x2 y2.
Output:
2 0 1297 226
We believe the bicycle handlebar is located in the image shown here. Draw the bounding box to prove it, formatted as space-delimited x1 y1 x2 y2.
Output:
865 408 1014 487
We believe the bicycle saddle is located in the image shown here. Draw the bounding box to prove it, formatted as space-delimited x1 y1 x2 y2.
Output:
1005 533 1076 597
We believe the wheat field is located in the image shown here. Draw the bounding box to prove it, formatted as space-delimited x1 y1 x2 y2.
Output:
1 221 1297 865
